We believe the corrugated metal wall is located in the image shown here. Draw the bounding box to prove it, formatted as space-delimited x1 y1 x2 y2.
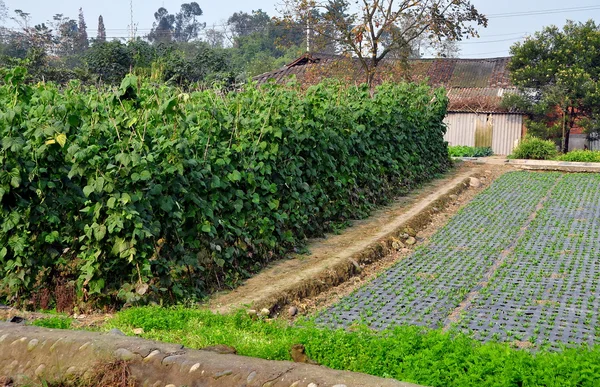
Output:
589 139 600 151
444 113 523 155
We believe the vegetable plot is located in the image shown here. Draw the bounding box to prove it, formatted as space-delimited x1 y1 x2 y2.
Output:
319 172 600 348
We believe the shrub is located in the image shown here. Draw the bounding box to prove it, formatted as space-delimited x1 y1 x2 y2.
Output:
510 135 558 160
448 145 494 157
0 68 451 308
555 150 600 162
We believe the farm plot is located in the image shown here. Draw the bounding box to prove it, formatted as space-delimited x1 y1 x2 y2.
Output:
317 172 600 348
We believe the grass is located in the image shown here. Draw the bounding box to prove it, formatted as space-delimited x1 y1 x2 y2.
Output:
448 145 494 158
555 150 600 162
102 306 600 387
31 316 74 330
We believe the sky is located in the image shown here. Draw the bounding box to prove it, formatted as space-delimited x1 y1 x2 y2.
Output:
2 0 600 58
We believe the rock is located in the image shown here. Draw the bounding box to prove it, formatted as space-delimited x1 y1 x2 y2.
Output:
213 369 233 379
108 328 126 336
404 227 417 237
114 348 135 361
391 238 405 250
400 248 412 254
469 177 481 188
7 316 25 324
449 194 458 200
288 306 298 317
405 237 417 246
485 170 492 175
259 308 271 317
290 344 319 365
132 328 144 335
201 345 237 355
247 309 257 317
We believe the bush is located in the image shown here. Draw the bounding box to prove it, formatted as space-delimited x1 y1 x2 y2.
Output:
0 68 450 308
510 135 558 160
448 145 494 157
555 150 600 162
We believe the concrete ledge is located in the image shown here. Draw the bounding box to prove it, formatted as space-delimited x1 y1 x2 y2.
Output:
0 323 422 387
455 157 600 173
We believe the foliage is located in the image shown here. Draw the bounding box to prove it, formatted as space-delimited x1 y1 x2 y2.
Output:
108 306 600 387
448 145 493 157
509 20 600 152
509 135 558 160
555 150 600 163
0 69 450 307
278 0 487 86
85 41 133 84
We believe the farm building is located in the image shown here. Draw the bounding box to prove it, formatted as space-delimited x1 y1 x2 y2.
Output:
254 53 525 155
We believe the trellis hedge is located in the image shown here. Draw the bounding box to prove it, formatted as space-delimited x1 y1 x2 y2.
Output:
0 67 450 307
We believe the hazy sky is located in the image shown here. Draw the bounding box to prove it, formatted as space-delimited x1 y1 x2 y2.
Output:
3 0 600 58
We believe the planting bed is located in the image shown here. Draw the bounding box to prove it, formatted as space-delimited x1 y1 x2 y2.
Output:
317 172 600 348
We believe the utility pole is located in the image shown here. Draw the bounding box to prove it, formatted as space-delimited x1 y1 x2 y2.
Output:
128 0 136 41
306 8 311 52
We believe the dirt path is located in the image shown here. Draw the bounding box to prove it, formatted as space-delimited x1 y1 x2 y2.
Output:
209 162 506 314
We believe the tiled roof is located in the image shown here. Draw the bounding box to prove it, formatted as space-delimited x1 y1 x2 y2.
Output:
447 87 520 113
253 53 518 113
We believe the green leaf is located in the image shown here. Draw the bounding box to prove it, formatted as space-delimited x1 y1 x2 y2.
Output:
107 197 117 209
228 170 242 182
94 224 107 241
0 247 7 260
139 170 151 181
121 193 131 204
233 199 243 212
55 133 67 147
83 185 94 197
201 223 211 233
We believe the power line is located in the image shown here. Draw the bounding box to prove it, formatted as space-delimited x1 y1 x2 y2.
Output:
461 50 511 57
455 36 526 45
487 5 600 19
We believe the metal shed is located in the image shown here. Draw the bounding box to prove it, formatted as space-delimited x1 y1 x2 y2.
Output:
444 112 523 155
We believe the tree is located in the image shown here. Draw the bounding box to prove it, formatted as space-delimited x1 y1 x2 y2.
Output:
0 0 7 23
85 40 133 83
508 20 600 153
10 10 54 52
148 7 174 43
97 15 106 42
228 9 270 38
148 3 204 44
205 27 225 48
75 8 88 52
51 13 78 56
279 0 487 87
173 2 205 42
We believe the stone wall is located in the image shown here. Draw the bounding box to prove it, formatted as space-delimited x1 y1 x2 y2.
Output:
0 323 421 387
